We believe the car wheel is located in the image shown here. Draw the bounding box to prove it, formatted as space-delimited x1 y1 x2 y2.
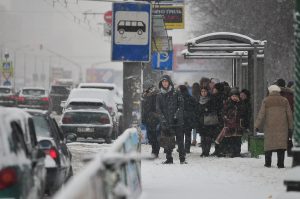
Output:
65 166 73 183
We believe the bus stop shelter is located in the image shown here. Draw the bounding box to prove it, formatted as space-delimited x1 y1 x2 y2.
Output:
182 32 266 131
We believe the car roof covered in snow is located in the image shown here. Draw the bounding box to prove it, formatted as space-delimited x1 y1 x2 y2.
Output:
78 83 117 90
68 98 106 104
21 87 46 90
0 107 31 167
24 108 49 116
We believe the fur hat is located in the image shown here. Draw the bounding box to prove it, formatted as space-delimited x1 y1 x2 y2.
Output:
230 87 240 96
268 85 281 93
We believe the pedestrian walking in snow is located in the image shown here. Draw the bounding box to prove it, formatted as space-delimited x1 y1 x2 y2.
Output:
197 87 219 157
215 88 243 157
191 82 201 146
156 75 186 164
255 85 293 168
142 79 160 158
178 85 198 153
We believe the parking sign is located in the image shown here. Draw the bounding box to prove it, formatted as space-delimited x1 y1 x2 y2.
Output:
152 51 173 71
112 2 151 62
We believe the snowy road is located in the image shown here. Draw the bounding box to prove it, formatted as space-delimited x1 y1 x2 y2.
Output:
140 144 292 199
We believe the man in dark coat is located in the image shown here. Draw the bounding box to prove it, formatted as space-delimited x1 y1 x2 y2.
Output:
142 79 160 157
178 85 197 153
156 75 186 164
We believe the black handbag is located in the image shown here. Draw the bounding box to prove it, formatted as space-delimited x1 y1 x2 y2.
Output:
203 112 219 126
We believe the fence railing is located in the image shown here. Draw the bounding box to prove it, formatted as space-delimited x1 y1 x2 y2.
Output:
53 127 142 199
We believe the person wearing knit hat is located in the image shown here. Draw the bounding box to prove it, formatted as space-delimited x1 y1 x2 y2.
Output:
255 84 293 168
215 87 243 157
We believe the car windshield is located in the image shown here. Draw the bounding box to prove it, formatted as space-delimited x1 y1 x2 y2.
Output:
50 86 69 94
32 115 51 137
0 88 11 94
23 89 45 96
63 112 109 124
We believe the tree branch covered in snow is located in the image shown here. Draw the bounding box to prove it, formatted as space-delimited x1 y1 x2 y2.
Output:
187 0 295 82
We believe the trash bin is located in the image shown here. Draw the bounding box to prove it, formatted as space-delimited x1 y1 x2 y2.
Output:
249 135 264 158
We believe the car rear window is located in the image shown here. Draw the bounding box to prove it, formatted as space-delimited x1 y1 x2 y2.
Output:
0 88 11 94
67 101 104 109
62 112 110 124
32 116 51 137
50 86 69 94
23 89 45 96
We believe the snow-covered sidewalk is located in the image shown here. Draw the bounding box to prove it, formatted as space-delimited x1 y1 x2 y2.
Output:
140 143 293 199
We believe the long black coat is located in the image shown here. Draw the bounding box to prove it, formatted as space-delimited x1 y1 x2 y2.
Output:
156 76 184 127
141 88 159 130
240 99 252 129
182 92 198 129
197 97 219 137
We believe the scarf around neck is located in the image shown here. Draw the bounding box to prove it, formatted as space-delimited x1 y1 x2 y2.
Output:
199 96 209 105
160 86 173 94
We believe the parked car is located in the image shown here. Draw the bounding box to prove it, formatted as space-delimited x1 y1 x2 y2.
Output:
49 85 70 114
16 87 52 111
26 109 73 195
0 107 46 199
60 108 113 143
0 86 16 107
63 88 120 137
77 82 123 103
64 98 108 111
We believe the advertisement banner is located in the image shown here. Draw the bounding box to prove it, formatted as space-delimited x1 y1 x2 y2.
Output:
153 5 184 29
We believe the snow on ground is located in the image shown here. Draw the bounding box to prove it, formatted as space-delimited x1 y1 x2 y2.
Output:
140 143 293 199
67 141 112 174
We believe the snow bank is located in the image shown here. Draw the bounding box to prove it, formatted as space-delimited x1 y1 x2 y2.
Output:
140 143 293 199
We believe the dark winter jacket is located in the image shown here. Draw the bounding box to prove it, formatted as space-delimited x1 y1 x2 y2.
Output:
240 99 252 129
181 91 198 130
280 87 294 112
223 99 243 137
141 87 160 129
156 75 184 127
210 92 226 124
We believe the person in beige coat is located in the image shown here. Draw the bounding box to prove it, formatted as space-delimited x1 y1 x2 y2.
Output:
255 85 293 168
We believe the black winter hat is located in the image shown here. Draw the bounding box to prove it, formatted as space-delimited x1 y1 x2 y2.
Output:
276 78 286 87
230 87 240 96
241 89 251 99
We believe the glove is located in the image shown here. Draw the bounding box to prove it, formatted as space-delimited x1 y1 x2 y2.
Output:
288 129 293 139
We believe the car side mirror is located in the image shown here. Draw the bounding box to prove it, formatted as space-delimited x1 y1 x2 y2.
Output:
60 101 66 108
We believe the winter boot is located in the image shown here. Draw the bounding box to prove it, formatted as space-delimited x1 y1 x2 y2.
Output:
180 158 187 164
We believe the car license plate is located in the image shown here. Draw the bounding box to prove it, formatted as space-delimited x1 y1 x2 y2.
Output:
77 127 95 132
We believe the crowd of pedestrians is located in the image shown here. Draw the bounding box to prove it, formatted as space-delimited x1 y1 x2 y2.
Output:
141 76 294 168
